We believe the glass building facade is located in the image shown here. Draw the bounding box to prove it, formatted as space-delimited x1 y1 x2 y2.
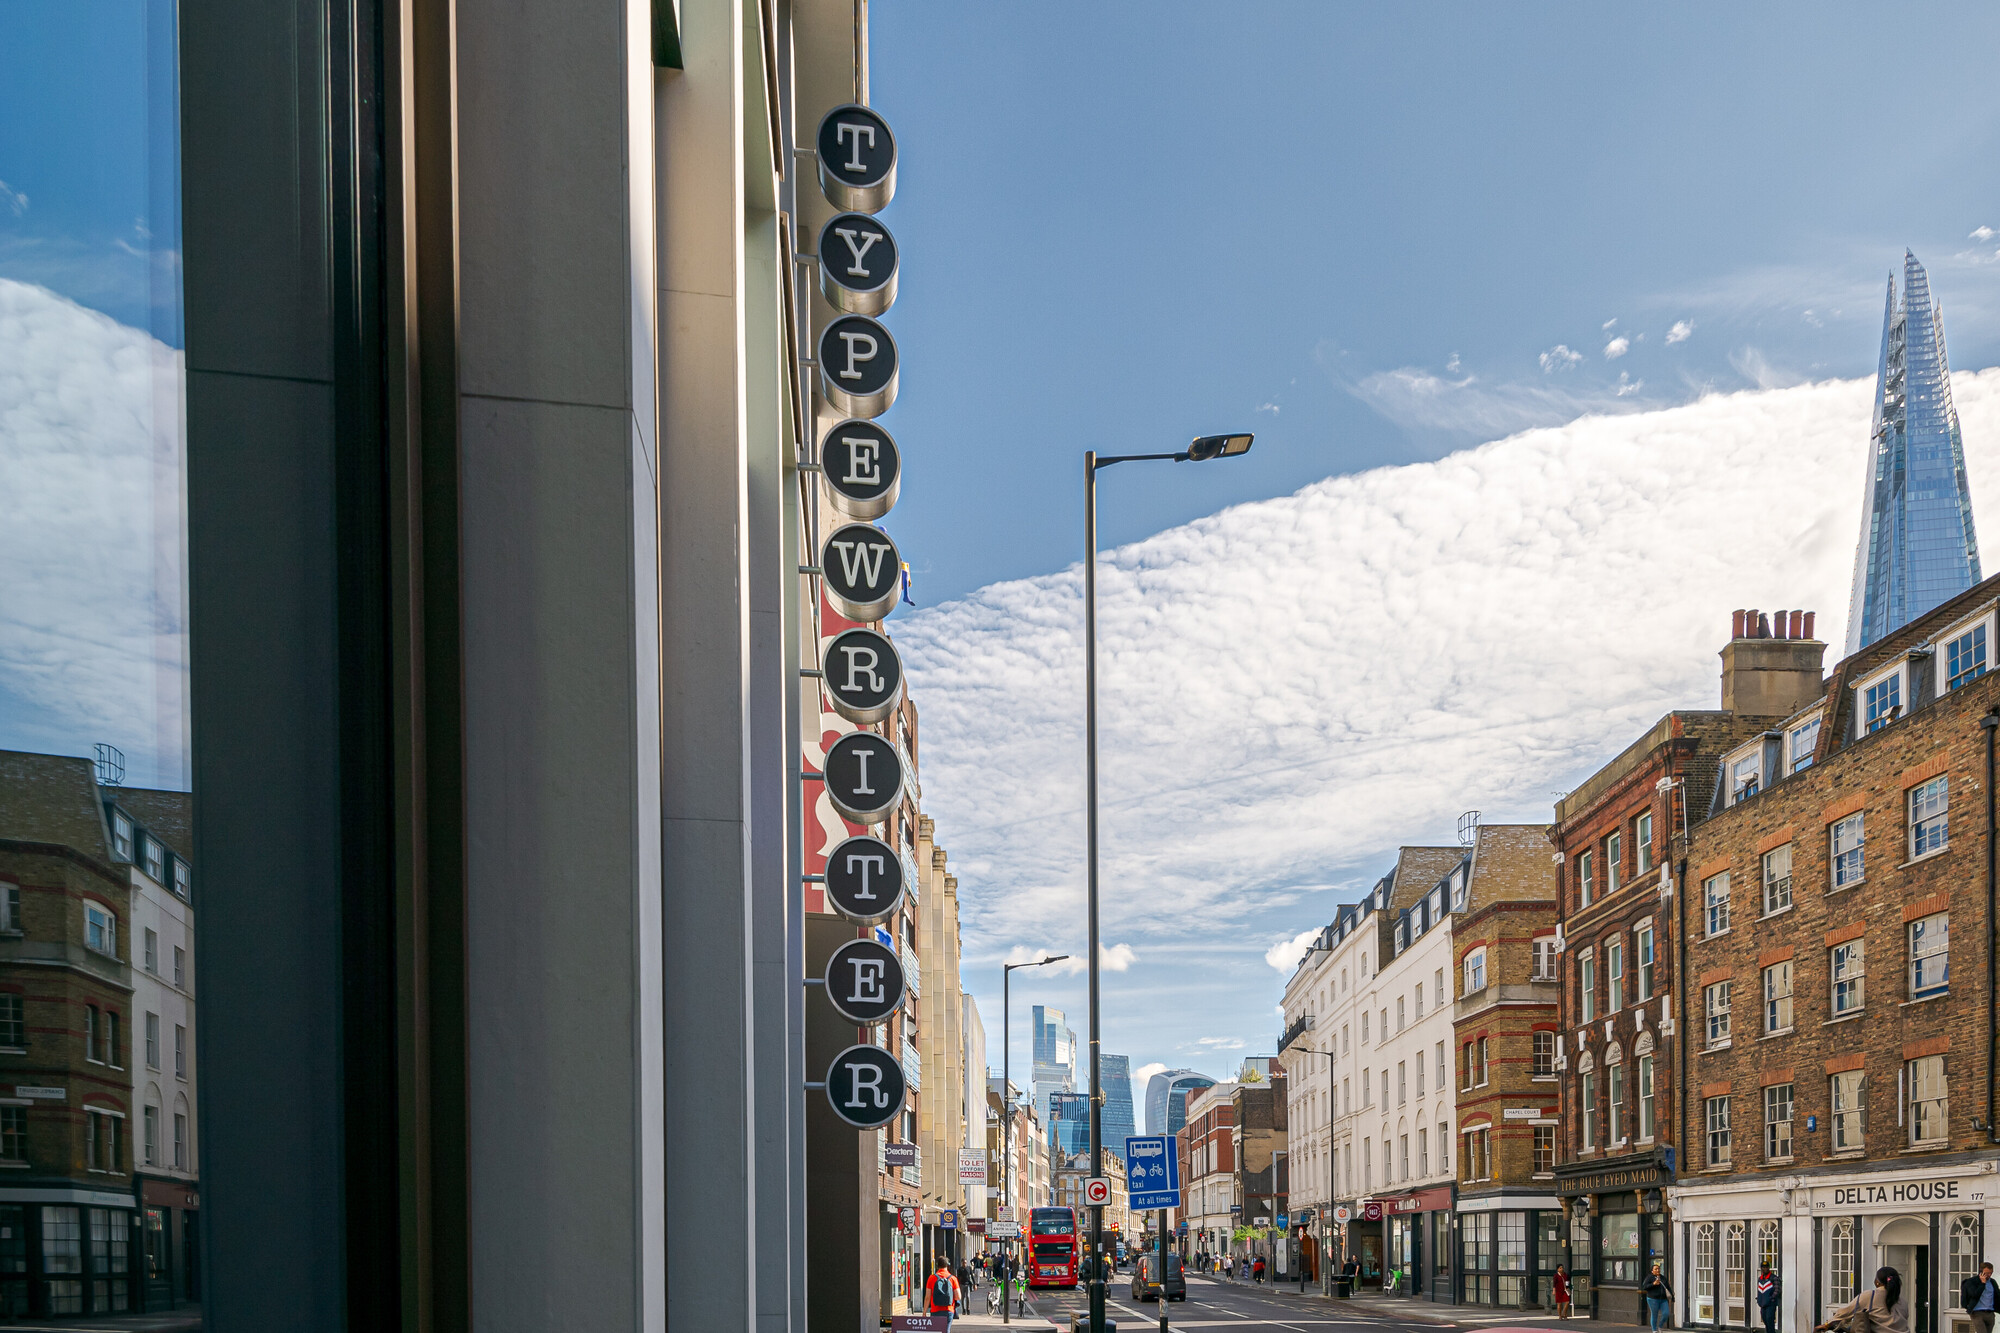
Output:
1099 1055 1136 1150
1846 251 1983 651
1032 1005 1076 1125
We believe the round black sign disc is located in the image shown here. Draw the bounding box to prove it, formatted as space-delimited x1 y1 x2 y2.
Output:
818 315 898 419
822 731 904 825
821 627 902 725
818 212 898 317
824 937 905 1025
821 523 903 622
821 420 901 521
824 834 904 923
816 104 896 214
824 1043 907 1129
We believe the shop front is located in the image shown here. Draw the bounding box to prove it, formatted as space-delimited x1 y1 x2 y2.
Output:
1340 1198 1385 1288
0 1187 143 1318
1556 1153 1674 1323
1375 1184 1456 1301
1457 1191 1566 1310
1670 1159 2000 1333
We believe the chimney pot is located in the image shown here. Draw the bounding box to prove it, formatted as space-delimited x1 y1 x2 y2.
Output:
1788 610 1803 639
1802 611 1815 640
1733 609 1747 639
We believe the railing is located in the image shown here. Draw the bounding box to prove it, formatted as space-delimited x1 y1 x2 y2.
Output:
903 1037 923 1092
901 939 922 996
1278 1013 1315 1052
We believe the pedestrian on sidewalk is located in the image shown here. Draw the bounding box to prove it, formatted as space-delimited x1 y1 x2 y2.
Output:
1816 1266 1909 1333
925 1256 960 1327
1962 1261 1997 1333
1254 1254 1267 1284
1553 1264 1572 1319
1758 1262 1781 1333
1642 1261 1674 1333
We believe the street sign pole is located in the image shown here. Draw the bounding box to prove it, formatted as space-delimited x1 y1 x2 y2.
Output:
1158 1207 1169 1333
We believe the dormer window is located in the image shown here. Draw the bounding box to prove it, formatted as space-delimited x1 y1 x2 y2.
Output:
1860 664 1904 734
1788 715 1821 774
1729 751 1761 803
109 809 134 862
1944 616 1992 690
141 836 165 883
172 858 191 900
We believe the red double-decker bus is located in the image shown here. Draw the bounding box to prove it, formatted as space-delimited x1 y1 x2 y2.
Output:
1028 1206 1079 1288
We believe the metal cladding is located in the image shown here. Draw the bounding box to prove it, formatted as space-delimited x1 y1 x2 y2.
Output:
822 937 905 1025
818 211 897 316
821 420 901 521
822 834 904 924
821 730 904 825
820 522 902 622
1846 251 1983 651
815 104 896 213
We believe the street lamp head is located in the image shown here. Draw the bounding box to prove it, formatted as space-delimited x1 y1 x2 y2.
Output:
1184 433 1254 462
1041 953 1071 966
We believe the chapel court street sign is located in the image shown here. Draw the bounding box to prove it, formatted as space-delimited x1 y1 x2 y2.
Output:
816 104 896 214
820 523 903 623
821 731 904 825
821 627 903 725
823 936 905 1026
818 211 898 317
1123 1135 1182 1211
823 833 904 924
825 1043 907 1130
820 420 901 522
818 314 899 419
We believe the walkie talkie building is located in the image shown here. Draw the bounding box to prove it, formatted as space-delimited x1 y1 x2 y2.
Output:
1846 252 1983 651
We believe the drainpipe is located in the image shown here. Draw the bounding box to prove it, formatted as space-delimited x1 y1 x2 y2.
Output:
1983 710 1998 1143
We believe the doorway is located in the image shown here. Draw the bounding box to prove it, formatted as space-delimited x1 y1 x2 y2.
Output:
1883 1241 1931 1333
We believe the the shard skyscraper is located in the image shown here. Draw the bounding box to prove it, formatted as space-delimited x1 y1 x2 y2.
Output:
1846 251 1982 651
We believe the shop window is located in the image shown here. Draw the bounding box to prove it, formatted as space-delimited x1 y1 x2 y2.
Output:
1705 1095 1731 1166
1704 872 1730 936
1910 777 1949 858
1762 845 1792 915
1724 1222 1748 1324
1762 961 1793 1033
1763 1084 1794 1159
1830 1071 1865 1151
1463 1212 1491 1305
1498 1212 1528 1306
1831 814 1865 889
1908 912 1949 999
1757 1220 1780 1279
89 1206 129 1312
1907 1055 1947 1146
1950 1216 1981 1305
1600 1211 1639 1284
42 1206 82 1314
1828 1219 1857 1306
1693 1224 1717 1323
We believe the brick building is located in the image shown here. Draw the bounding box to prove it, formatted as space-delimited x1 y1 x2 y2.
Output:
1551 627 1815 1323
1668 587 2000 1333
0 751 197 1318
1232 1069 1289 1269
1449 823 1562 1309
1180 1081 1237 1263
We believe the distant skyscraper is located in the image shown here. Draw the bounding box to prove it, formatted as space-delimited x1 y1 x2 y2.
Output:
1100 1055 1136 1150
1847 251 1982 652
1144 1068 1217 1137
1032 1005 1076 1124
1050 1091 1091 1162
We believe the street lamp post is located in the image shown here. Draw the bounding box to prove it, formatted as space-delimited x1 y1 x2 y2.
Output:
1003 954 1068 1325
1083 433 1254 1333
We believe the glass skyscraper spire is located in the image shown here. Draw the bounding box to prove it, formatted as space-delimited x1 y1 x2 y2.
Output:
1846 251 1982 651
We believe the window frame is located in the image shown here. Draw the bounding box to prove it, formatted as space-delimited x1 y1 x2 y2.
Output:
1788 714 1822 774
1581 1071 1597 1150
1705 1095 1732 1167
1704 980 1732 1048
1908 912 1949 999
1532 1030 1555 1078
1831 814 1865 890
1761 960 1793 1034
1761 844 1792 916
1858 661 1908 734
1909 776 1949 859
1635 811 1654 874
1606 938 1625 1013
1907 1055 1947 1146
1579 948 1596 1023
1830 1071 1865 1152
1464 949 1487 995
1704 871 1731 937
1763 1083 1794 1160
84 905 117 959
1635 924 1654 999
1942 613 1993 691
1830 940 1865 1016
1605 832 1623 894
1577 850 1594 909
1638 1053 1655 1140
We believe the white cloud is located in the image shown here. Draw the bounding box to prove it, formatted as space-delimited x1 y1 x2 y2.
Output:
1193 1037 1246 1050
1604 336 1630 360
1666 320 1695 344
1134 1061 1167 1084
1256 402 1280 415
997 943 1133 977
1265 928 1321 974
1730 346 1803 390
1539 344 1583 373
0 181 25 217
901 369 2000 1059
1974 226 1997 243
0 280 187 788
1446 353 1461 374
1602 318 1618 330
1615 372 1642 397
1100 942 1138 972
1350 365 1647 439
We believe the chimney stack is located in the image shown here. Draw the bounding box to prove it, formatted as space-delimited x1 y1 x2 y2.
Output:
1721 607 1827 715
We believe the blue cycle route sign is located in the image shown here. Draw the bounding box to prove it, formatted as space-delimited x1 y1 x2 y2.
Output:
1123 1135 1181 1211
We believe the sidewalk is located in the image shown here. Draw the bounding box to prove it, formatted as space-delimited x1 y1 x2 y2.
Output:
1215 1277 1657 1331
0 1309 200 1333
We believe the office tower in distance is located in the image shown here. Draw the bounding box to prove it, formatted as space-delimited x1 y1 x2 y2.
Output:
1032 1004 1076 1124
1847 251 1982 651
1099 1054 1135 1150
1050 1091 1091 1163
1144 1068 1217 1137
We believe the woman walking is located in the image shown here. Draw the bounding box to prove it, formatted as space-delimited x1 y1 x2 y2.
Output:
1816 1267 1910 1333
1642 1262 1674 1332
1553 1265 1572 1319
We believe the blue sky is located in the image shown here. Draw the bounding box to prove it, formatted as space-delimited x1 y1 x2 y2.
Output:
870 4 2000 606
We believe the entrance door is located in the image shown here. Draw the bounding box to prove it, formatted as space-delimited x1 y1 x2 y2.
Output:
1886 1245 1932 1333
1725 1224 1747 1326
1360 1231 1382 1285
